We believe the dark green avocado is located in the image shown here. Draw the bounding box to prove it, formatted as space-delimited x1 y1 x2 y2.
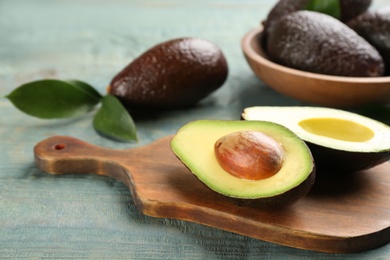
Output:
108 38 228 109
339 0 372 22
266 10 384 77
263 0 307 36
348 7 390 75
262 0 372 47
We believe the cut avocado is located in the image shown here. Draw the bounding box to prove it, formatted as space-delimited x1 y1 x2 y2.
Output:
242 106 390 172
171 120 315 207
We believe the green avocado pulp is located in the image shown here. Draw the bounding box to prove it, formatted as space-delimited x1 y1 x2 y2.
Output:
298 118 374 142
171 120 314 199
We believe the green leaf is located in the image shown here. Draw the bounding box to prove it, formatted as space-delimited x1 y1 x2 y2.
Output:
93 95 137 142
304 0 340 19
5 79 102 119
66 80 103 101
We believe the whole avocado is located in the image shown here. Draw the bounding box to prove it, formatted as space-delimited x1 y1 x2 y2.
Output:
266 10 384 77
339 0 372 22
348 8 390 75
262 0 372 46
108 38 228 109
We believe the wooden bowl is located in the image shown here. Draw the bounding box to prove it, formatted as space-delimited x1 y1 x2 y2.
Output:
241 26 390 108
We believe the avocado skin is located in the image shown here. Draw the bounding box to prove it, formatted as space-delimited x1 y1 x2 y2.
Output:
306 142 390 173
348 8 390 75
262 0 372 48
263 0 307 38
339 0 372 22
233 168 316 208
109 38 228 109
266 11 385 77
262 0 308 51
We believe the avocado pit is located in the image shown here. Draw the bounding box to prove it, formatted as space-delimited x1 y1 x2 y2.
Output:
214 131 284 180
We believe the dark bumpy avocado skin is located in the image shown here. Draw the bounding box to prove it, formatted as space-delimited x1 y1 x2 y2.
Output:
264 0 372 26
348 8 390 75
263 0 307 34
109 38 228 109
339 0 372 22
262 0 372 48
262 0 308 50
266 11 385 77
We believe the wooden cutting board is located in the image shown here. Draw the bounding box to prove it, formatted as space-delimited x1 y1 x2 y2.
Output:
34 135 390 254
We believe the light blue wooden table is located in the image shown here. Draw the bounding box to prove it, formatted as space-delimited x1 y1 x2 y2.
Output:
1 0 389 258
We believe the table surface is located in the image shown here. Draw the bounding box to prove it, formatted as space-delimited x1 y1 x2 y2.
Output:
1 0 389 258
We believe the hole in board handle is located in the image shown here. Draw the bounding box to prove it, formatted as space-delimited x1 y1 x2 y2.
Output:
54 144 66 150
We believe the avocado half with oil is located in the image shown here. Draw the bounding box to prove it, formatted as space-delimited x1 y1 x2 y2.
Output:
171 120 315 208
242 106 390 172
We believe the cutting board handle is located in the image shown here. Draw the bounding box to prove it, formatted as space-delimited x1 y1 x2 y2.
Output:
33 136 136 186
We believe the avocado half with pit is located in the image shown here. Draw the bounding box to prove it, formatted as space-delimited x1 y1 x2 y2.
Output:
242 106 390 172
171 120 315 208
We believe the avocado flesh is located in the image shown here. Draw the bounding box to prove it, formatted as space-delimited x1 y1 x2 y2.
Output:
242 107 390 172
171 120 315 203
